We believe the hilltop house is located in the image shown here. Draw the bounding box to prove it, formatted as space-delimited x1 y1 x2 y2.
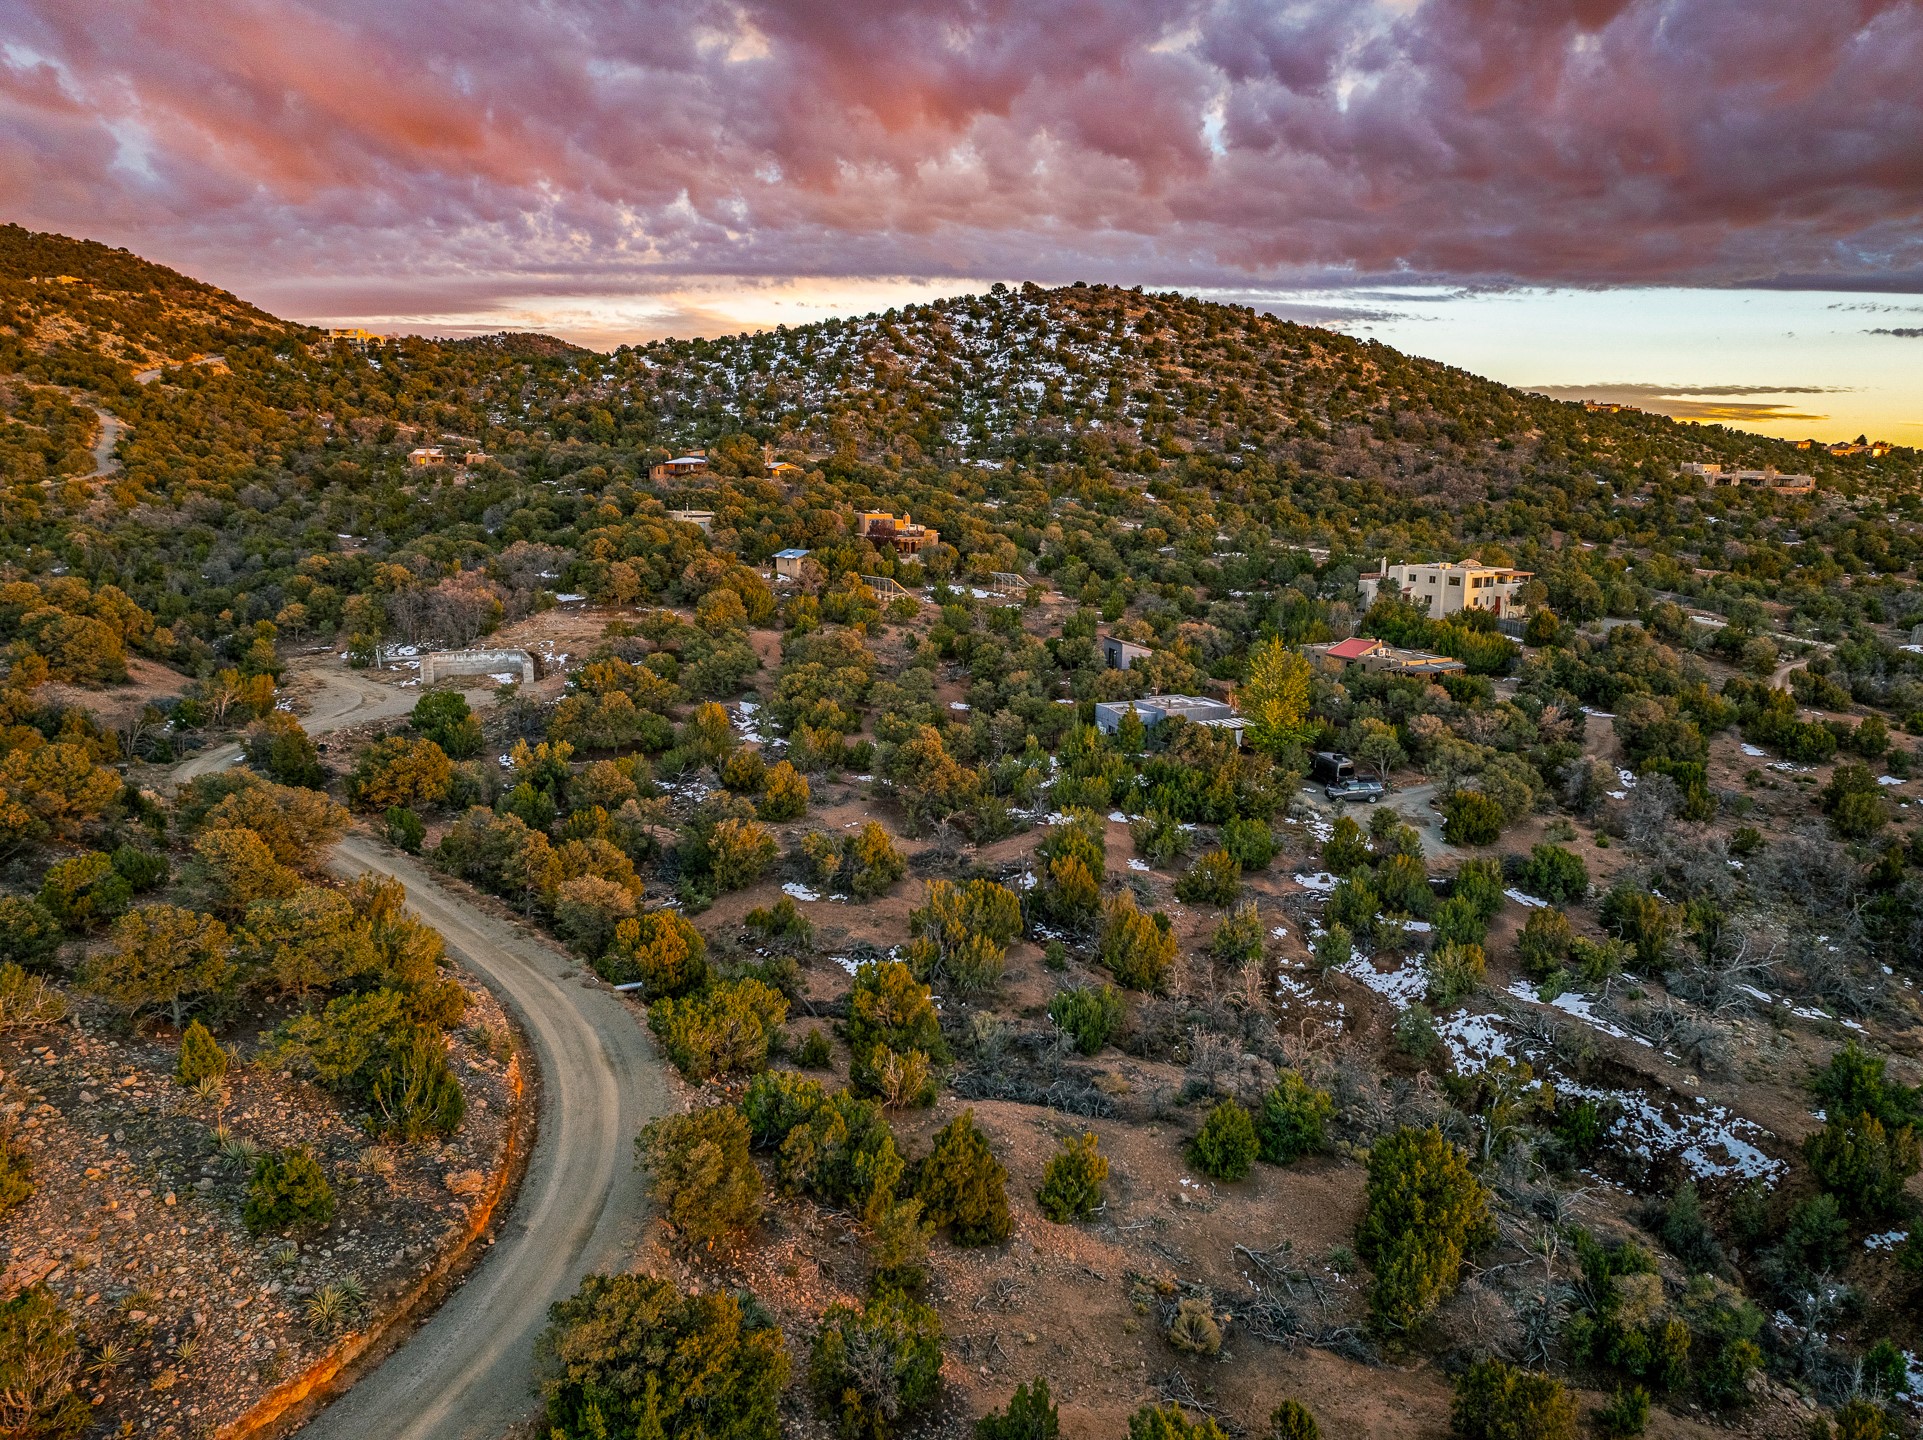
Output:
774 548 811 580
407 446 445 466
667 509 715 532
1357 558 1531 620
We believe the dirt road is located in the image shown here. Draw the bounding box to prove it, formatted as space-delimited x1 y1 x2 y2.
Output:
302 839 668 1440
86 407 123 478
171 660 670 1437
173 667 418 781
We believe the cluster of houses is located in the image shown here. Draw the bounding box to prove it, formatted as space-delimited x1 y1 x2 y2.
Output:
1791 438 1896 458
1089 558 1515 744
651 451 937 563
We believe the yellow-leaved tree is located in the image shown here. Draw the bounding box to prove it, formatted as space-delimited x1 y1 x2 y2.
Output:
1241 638 1312 758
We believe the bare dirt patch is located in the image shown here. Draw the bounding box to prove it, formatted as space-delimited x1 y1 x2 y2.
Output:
0 979 519 1440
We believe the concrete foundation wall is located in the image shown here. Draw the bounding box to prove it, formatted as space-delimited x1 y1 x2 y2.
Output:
420 648 537 687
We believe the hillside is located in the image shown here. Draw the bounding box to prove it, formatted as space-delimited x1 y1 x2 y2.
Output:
0 223 298 374
4 225 1923 1440
0 224 1912 690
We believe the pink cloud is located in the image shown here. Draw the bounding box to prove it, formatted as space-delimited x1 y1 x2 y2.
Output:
1 0 1919 314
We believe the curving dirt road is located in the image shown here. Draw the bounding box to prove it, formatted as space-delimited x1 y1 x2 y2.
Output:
174 666 421 782
172 661 669 1438
303 839 667 1440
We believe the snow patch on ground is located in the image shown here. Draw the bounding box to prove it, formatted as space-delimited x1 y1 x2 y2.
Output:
782 882 822 902
1504 888 1550 909
1866 1230 1909 1252
1438 1011 1516 1072
1293 871 1341 894
1273 965 1347 1020
733 700 769 744
1505 979 1651 1046
1128 858 1151 872
1337 954 1427 1008
1563 1083 1785 1181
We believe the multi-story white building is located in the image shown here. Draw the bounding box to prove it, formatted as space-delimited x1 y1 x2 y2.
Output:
1357 558 1531 620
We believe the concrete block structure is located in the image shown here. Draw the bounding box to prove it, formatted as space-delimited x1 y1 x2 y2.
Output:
420 648 538 687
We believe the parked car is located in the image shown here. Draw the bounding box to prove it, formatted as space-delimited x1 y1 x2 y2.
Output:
1326 777 1385 804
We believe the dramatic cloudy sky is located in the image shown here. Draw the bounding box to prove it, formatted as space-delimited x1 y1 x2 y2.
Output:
4 0 1921 439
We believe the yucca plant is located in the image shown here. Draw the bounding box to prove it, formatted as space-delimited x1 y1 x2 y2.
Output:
305 1283 360 1333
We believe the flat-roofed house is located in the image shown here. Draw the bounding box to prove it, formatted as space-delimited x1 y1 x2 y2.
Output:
855 511 939 557
1093 694 1245 743
1680 462 1815 492
1357 558 1531 620
1100 635 1153 671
